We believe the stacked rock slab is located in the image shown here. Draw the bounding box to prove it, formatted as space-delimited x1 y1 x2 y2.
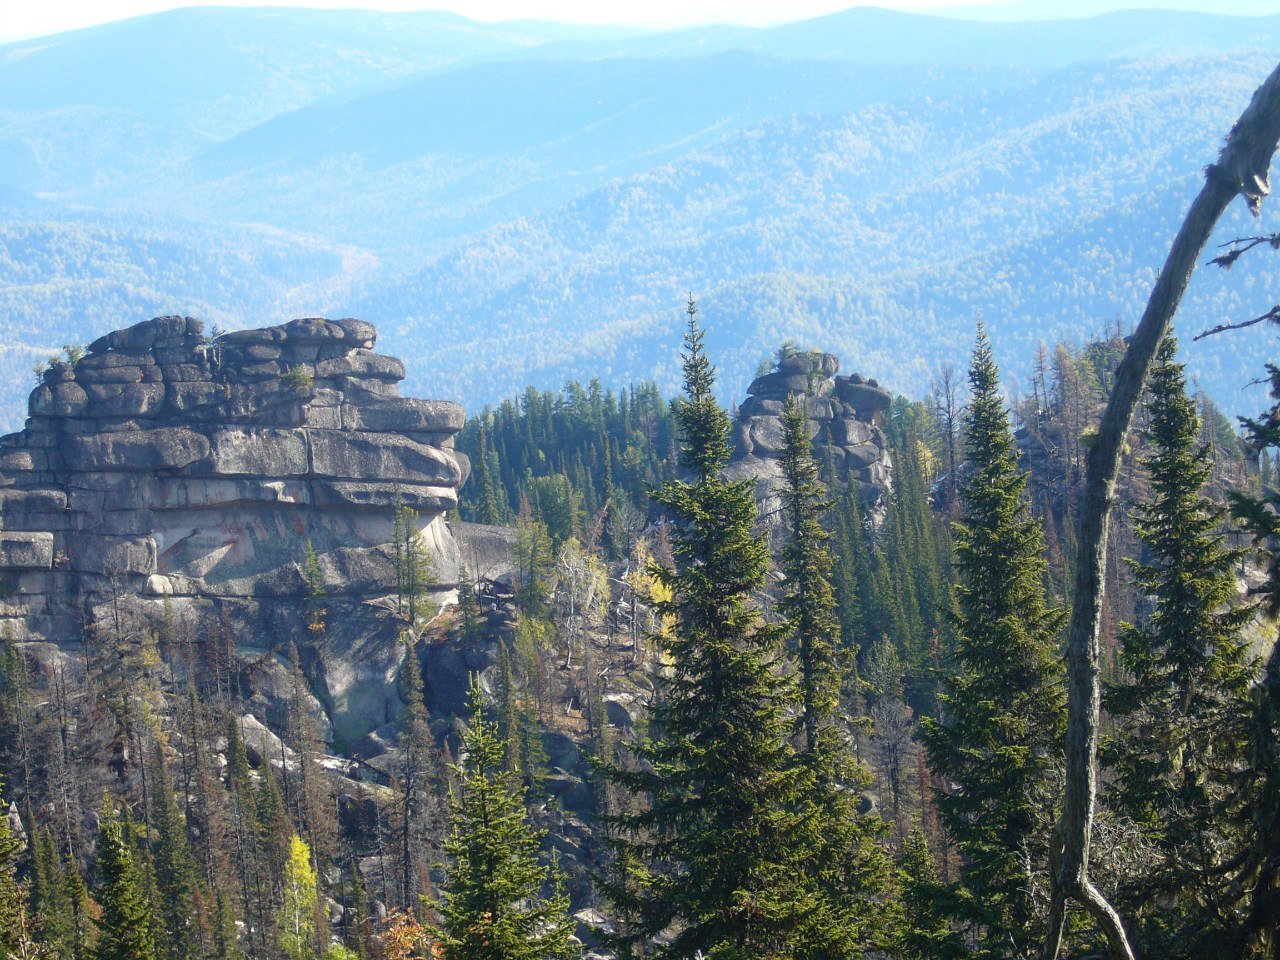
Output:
725 350 893 520
0 316 468 745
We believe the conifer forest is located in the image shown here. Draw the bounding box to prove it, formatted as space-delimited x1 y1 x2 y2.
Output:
4 8 1280 960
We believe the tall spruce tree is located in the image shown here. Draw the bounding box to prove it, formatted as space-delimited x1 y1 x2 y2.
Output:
776 393 895 955
778 394 843 758
94 805 159 960
1103 336 1256 956
604 301 832 959
920 324 1066 957
436 682 578 960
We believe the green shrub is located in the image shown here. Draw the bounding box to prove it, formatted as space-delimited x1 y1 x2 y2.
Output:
281 366 314 388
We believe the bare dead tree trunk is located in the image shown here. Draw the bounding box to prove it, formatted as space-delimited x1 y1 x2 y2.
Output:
1042 60 1280 960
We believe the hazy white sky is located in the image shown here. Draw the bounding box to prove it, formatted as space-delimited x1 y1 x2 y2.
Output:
0 0 1269 42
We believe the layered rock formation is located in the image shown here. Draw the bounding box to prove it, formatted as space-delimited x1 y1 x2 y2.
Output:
726 350 893 518
0 316 467 744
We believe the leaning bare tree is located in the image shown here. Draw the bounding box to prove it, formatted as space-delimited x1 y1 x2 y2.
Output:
1042 60 1280 960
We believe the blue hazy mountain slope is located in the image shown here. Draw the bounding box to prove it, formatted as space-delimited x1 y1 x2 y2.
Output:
509 8 1280 67
169 56 1015 259
1 6 1278 432
949 0 1280 19
349 53 1279 416
0 7 641 193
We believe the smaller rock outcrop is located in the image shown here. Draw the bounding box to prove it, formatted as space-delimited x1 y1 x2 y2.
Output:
726 350 893 520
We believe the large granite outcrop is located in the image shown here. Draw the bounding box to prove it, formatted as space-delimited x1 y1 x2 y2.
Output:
725 350 893 520
0 316 468 745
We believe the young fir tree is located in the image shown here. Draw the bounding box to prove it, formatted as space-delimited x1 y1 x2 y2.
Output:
456 566 484 646
64 852 94 960
513 511 554 621
34 828 92 960
1103 336 1256 954
344 856 372 959
896 830 966 960
302 540 327 634
146 743 203 960
436 682 578 960
223 716 270 954
603 302 833 959
396 633 437 912
919 324 1066 957
128 811 170 960
255 761 293 901
94 805 159 960
776 393 894 954
31 826 70 952
470 424 506 525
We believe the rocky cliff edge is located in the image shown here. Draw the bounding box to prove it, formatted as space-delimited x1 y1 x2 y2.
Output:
0 315 468 745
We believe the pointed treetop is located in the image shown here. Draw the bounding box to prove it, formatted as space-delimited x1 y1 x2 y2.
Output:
673 297 732 481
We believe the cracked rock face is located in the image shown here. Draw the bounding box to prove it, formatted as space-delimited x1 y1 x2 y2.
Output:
0 316 469 745
725 350 893 522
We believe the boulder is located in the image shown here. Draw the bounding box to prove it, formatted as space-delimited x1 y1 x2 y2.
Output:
835 377 892 416
844 442 882 469
239 714 295 769
0 533 53 569
29 383 88 418
62 428 210 471
341 397 464 433
748 417 786 456
315 350 405 382
75 364 148 385
201 428 309 477
334 318 377 349
746 371 811 397
543 731 583 775
604 694 635 728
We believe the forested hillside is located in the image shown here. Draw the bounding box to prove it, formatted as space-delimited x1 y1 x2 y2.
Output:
2 8 1280 431
5 306 1276 957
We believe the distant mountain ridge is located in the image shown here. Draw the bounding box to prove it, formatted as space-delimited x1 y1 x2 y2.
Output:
1 5 1278 431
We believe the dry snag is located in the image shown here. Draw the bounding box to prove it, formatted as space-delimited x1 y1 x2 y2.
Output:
1042 60 1280 960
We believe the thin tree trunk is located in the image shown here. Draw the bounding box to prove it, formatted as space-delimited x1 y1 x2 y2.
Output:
1043 60 1280 960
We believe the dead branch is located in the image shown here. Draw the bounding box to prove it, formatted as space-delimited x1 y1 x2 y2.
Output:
1209 232 1280 268
1193 305 1280 341
1043 59 1280 960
